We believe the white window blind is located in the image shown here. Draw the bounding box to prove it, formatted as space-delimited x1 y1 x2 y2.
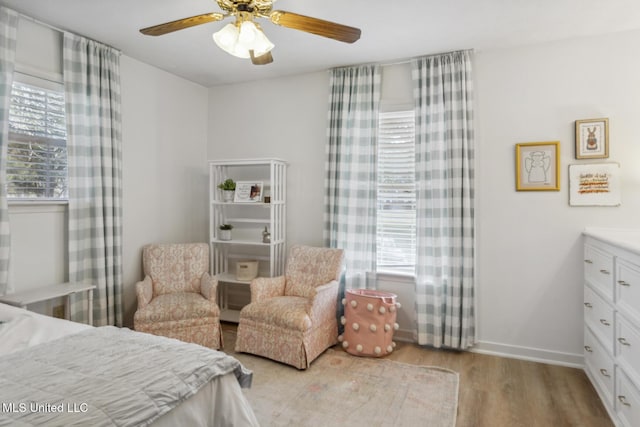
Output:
7 79 68 200
376 110 416 274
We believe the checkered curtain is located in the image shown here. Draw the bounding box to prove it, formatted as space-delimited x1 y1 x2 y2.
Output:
324 65 381 289
63 33 123 326
0 7 18 296
412 50 475 349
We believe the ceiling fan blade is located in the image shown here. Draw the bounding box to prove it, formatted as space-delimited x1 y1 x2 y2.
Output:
269 11 361 44
250 50 274 65
140 13 225 36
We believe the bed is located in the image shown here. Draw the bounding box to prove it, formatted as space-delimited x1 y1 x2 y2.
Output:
0 303 259 427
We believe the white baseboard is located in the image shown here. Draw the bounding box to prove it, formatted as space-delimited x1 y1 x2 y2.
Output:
393 332 584 368
470 340 584 368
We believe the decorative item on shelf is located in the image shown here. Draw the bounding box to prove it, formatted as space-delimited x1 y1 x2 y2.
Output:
234 181 263 203
236 260 259 281
262 226 271 244
263 195 271 204
218 224 233 241
217 178 236 202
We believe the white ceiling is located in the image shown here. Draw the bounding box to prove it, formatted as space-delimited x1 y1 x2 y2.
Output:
2 0 640 87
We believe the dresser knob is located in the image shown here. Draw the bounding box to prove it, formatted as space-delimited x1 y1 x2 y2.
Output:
584 345 593 352
618 395 631 407
617 280 631 287
584 302 593 308
600 368 611 377
599 319 611 326
618 337 631 346
599 269 610 275
584 259 593 264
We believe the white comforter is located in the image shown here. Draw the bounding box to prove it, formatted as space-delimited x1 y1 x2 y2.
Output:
0 303 259 427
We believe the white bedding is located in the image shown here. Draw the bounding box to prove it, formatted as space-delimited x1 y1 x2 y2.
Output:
0 303 259 427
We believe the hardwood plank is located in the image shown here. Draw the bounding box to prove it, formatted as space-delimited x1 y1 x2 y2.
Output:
222 323 614 427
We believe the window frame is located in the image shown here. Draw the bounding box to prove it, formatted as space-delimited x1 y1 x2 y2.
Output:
6 72 68 203
375 109 416 277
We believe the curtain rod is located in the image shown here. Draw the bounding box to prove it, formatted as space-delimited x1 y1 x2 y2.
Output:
331 48 475 71
16 11 122 55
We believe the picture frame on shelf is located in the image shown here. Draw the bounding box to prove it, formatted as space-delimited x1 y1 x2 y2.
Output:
515 141 560 191
569 163 621 206
234 181 263 203
575 118 609 159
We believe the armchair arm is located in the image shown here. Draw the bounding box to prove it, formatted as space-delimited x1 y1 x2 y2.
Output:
250 276 286 303
135 276 153 310
309 280 340 324
200 272 218 303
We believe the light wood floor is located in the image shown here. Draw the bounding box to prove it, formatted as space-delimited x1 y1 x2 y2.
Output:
222 323 613 427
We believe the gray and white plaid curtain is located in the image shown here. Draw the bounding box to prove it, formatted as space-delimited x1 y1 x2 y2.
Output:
63 33 123 326
412 50 475 349
324 65 381 289
0 7 17 296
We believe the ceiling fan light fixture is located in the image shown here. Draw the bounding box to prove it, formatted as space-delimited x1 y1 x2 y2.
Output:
213 20 274 59
212 23 240 55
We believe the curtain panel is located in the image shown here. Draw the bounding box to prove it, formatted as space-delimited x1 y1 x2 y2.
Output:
412 50 475 349
324 64 381 290
63 33 123 326
0 7 18 296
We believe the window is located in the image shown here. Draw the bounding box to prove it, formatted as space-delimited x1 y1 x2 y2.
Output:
376 110 416 274
7 77 68 200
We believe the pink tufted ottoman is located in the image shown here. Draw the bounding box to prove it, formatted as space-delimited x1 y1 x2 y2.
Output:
338 289 400 357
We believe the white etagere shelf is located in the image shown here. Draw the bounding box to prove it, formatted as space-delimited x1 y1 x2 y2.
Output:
209 158 287 322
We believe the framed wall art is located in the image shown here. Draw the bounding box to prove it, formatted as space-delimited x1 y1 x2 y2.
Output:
234 181 263 203
569 163 621 206
515 141 560 191
575 118 609 159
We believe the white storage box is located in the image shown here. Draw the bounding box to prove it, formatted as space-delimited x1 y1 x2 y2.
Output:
236 260 259 281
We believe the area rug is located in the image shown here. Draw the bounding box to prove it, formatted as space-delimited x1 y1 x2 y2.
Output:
232 347 459 427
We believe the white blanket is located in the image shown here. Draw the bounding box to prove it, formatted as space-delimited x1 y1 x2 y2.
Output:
0 326 253 427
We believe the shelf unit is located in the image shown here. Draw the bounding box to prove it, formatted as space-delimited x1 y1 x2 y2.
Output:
209 158 287 322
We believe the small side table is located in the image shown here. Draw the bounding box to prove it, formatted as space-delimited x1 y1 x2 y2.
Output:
0 282 96 325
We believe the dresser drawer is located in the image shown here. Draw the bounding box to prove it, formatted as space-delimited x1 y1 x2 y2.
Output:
616 259 640 324
584 327 615 403
616 314 640 381
584 285 615 352
584 244 614 301
616 368 640 427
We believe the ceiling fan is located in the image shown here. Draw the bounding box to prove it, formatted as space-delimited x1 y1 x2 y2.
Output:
140 0 362 65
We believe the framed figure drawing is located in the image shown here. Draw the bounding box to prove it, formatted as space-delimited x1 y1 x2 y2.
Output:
575 118 609 159
515 141 560 191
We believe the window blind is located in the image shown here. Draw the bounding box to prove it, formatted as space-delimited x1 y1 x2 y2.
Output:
7 80 68 200
376 110 416 274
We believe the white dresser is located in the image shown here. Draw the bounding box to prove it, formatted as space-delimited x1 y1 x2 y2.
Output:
583 228 640 427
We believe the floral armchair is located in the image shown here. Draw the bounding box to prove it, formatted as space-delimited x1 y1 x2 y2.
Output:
133 243 222 349
235 245 344 369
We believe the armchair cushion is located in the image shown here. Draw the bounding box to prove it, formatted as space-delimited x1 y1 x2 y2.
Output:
250 276 286 303
240 296 311 331
143 243 209 296
134 292 220 323
284 245 345 298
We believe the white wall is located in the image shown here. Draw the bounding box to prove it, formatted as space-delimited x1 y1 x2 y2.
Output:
473 29 640 365
120 56 209 326
207 29 640 365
